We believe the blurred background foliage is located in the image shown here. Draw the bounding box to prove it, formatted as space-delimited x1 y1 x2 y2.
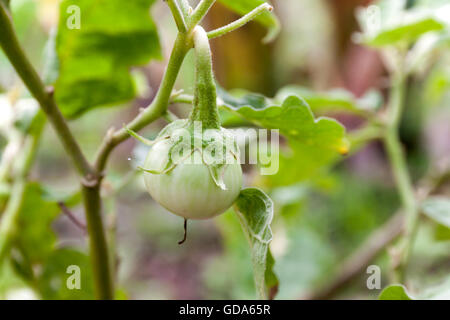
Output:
0 0 449 299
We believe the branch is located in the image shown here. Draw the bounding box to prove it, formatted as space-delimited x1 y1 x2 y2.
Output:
163 110 180 122
82 183 113 299
302 167 450 300
167 0 187 33
94 32 192 172
207 3 273 40
383 69 418 281
58 202 87 232
0 3 94 179
0 2 113 299
188 0 216 28
0 179 26 261
301 212 404 300
177 0 192 17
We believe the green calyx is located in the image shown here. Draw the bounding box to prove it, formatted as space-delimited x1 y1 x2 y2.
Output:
130 119 240 191
188 26 221 130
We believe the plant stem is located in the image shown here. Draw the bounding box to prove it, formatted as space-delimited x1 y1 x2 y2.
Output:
0 2 93 178
177 0 191 16
302 212 404 300
82 183 113 299
0 2 113 299
0 117 45 262
207 3 273 40
383 70 417 282
163 110 180 122
0 0 9 9
188 0 216 28
303 166 450 300
189 26 220 129
167 0 187 32
0 179 26 261
170 93 195 105
94 32 192 172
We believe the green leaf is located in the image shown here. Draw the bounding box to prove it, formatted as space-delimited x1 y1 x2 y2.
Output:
55 0 161 118
219 85 382 118
218 88 350 186
264 248 278 299
365 18 444 47
234 188 277 299
17 183 61 264
380 281 450 300
379 284 414 300
217 0 280 42
37 248 94 300
0 260 28 297
267 141 342 187
424 66 450 106
223 94 349 155
275 86 382 113
434 224 450 241
422 197 450 228
357 3 446 48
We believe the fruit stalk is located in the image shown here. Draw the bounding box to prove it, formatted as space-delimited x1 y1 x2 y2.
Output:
189 26 220 129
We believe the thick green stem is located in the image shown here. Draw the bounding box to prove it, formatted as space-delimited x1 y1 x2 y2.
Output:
82 183 113 299
0 2 113 299
383 70 417 282
94 32 191 172
189 26 220 129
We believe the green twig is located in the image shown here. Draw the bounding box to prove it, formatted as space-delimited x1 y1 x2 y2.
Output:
383 69 418 282
167 0 187 32
177 0 191 17
0 116 45 262
188 0 216 28
94 32 192 172
207 3 273 40
0 179 26 261
171 93 195 105
163 110 180 122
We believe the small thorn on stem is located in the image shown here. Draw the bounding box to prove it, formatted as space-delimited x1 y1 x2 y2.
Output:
178 218 188 245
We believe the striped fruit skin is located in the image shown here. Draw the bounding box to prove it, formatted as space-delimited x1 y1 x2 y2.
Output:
143 139 243 220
